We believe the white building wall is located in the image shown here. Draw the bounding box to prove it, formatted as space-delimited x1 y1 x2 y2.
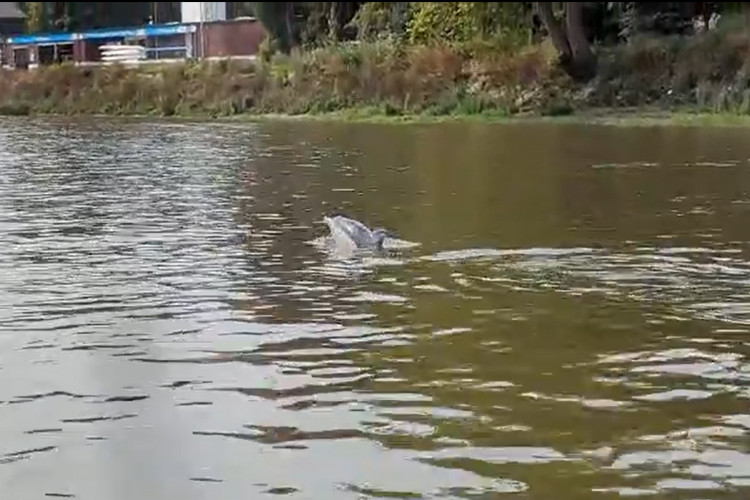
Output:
180 2 227 23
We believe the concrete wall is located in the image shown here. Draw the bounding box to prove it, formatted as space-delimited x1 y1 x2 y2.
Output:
181 2 227 23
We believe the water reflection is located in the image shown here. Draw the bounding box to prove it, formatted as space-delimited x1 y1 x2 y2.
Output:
0 116 749 499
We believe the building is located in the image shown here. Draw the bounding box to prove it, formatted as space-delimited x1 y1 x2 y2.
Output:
0 2 23 33
182 2 228 23
0 2 24 66
1 2 265 69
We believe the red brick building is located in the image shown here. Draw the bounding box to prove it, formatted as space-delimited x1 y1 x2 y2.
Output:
1 17 266 69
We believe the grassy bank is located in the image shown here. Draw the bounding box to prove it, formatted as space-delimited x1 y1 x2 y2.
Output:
0 40 570 119
3 21 750 124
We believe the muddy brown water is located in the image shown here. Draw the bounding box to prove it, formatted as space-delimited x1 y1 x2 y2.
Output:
1 116 750 499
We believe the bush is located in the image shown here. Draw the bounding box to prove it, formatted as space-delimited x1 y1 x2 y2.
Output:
0 40 561 118
588 13 750 113
407 2 531 47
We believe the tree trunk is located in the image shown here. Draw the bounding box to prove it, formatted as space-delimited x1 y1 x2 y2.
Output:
327 2 362 42
328 2 342 41
564 2 597 81
534 2 597 82
535 2 571 60
283 2 294 50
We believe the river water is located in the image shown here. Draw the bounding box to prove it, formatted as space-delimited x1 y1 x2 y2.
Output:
1 116 749 500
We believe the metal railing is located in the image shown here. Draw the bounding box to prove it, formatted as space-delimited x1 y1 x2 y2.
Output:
99 44 190 64
147 45 189 60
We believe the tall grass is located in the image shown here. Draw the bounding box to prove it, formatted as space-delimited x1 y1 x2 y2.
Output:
0 40 565 118
590 13 750 114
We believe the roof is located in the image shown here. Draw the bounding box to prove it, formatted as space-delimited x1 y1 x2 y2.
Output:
0 3 25 19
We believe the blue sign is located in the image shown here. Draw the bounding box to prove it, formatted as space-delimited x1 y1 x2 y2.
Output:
7 32 75 44
81 23 193 40
7 23 194 45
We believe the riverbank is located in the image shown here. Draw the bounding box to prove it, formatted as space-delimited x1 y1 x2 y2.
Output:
2 23 750 125
18 107 750 130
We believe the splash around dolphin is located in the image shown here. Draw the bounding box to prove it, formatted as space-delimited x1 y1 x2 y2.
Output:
323 215 391 250
307 214 420 262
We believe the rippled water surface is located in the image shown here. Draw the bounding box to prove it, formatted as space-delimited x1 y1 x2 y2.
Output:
2 117 750 499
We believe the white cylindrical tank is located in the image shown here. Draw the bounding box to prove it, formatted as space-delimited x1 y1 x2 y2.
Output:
100 44 147 63
181 2 227 23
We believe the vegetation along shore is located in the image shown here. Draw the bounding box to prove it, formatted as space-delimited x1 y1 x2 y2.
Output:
2 2 750 124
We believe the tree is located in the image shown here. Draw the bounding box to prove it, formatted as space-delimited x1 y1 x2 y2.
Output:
326 2 362 41
534 2 597 82
23 2 44 32
253 2 296 53
20 2 156 32
348 2 411 41
407 3 531 46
